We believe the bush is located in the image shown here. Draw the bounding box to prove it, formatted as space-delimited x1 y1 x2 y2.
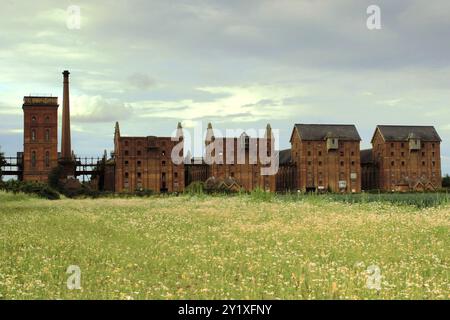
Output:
185 181 205 195
443 175 450 188
134 189 154 197
48 165 64 190
0 180 60 200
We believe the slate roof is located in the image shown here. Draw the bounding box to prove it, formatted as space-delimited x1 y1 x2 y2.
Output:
373 125 441 142
291 124 361 141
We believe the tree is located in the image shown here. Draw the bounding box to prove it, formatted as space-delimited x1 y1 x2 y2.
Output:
0 146 7 181
442 174 450 188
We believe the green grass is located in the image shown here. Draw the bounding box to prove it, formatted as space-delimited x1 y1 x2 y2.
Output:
0 191 449 300
278 192 450 209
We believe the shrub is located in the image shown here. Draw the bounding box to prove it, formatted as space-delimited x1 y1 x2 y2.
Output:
134 189 154 197
0 180 60 200
48 165 64 190
0 147 6 180
185 181 205 195
443 175 450 188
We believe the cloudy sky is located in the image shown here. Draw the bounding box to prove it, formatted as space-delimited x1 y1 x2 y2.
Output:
0 0 449 173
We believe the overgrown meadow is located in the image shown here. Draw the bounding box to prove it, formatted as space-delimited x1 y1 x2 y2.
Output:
0 191 449 300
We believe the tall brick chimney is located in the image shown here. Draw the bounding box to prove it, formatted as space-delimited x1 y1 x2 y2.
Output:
61 70 71 160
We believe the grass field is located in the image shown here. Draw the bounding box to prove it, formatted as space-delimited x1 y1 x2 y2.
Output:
0 191 449 300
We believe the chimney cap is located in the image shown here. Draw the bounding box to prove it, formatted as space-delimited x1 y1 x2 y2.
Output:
62 70 70 76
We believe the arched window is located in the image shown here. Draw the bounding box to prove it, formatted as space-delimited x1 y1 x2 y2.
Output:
31 130 36 141
45 151 50 167
45 116 50 123
45 129 50 141
32 116 37 122
31 151 36 167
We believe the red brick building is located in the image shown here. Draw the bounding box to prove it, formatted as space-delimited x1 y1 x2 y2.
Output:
367 125 442 191
289 124 362 193
113 122 185 192
22 96 59 182
203 123 277 192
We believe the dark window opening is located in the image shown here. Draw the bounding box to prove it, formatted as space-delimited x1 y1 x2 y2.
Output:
31 151 36 167
45 151 50 167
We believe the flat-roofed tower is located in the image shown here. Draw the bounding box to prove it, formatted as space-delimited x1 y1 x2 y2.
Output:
22 96 59 182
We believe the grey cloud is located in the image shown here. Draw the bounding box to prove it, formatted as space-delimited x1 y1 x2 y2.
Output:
72 97 132 123
126 73 156 90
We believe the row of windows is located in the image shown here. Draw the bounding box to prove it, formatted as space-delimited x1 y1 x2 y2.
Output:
123 150 167 156
390 172 438 178
124 160 167 166
31 115 52 123
124 172 178 179
30 151 51 167
123 140 169 147
306 172 355 182
390 142 436 149
31 129 51 142
391 160 436 167
306 150 356 157
389 151 436 157
307 160 356 166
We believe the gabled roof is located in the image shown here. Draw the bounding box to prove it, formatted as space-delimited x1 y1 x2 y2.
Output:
371 125 442 143
290 124 361 142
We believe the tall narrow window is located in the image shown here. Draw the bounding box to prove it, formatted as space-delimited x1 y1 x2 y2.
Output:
31 151 36 167
31 130 36 141
32 116 36 123
45 151 50 167
45 129 50 142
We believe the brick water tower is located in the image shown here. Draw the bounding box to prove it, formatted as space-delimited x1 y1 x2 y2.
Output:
22 96 59 182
